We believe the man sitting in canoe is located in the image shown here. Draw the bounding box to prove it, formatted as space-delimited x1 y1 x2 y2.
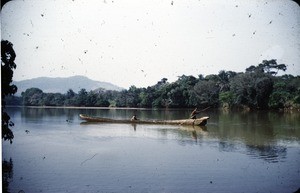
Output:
190 108 200 119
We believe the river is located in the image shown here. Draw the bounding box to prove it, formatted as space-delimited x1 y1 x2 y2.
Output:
2 107 300 193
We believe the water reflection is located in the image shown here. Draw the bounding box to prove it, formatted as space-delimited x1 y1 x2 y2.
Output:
2 158 13 193
122 119 292 163
74 107 299 163
246 144 287 163
131 123 137 131
3 107 300 193
179 126 208 144
19 107 82 122
16 107 193 122
209 110 299 163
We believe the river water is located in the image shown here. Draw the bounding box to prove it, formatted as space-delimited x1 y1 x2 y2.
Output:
2 107 300 193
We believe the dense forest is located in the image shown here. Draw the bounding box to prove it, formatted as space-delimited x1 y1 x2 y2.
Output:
6 59 300 110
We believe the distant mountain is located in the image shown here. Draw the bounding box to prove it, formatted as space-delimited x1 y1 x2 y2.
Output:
13 76 124 95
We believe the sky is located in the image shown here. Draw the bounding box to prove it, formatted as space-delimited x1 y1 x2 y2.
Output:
1 0 299 89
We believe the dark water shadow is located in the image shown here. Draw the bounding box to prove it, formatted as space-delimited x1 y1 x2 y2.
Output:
2 158 13 193
245 144 287 163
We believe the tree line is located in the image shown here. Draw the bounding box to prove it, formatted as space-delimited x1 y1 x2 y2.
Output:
6 59 300 110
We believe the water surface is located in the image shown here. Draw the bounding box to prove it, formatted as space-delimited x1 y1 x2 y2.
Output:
2 107 300 193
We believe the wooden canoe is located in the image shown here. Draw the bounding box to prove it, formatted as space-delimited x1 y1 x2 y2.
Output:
79 114 209 126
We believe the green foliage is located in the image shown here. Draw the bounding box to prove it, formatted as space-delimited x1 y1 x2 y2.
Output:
115 90 128 107
139 87 155 108
230 73 254 107
217 70 237 92
4 95 22 106
219 91 234 106
1 40 17 98
246 59 287 76
1 40 18 143
254 76 274 109
12 59 298 111
2 112 14 144
44 93 65 106
269 75 300 109
230 72 274 109
126 86 142 107
193 80 220 108
75 89 88 106
22 88 44 106
64 89 76 106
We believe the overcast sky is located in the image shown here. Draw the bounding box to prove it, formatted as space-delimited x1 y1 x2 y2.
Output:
1 0 299 88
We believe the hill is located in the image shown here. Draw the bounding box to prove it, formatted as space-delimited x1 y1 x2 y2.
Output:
13 76 124 95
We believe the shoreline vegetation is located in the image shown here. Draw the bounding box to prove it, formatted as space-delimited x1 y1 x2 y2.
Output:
6 105 300 113
4 60 300 111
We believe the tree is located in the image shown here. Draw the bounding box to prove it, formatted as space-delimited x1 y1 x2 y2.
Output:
1 40 17 143
246 59 286 76
75 89 88 106
269 75 300 109
230 73 257 108
126 86 141 107
139 87 155 108
255 77 274 109
22 88 44 106
64 89 76 106
3 95 22 106
86 91 98 106
94 93 110 107
114 86 142 107
151 79 170 108
1 40 17 97
229 61 288 109
193 80 220 108
268 81 290 109
43 93 65 106
230 71 274 109
217 70 237 92
163 75 198 108
66 89 76 99
102 90 118 107
115 90 128 107
219 91 234 108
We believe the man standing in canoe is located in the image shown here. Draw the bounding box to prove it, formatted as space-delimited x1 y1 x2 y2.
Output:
190 108 200 119
131 110 138 121
131 114 138 121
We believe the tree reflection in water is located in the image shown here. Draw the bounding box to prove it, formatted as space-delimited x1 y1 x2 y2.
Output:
2 107 299 193
2 158 13 193
245 144 287 163
147 123 289 163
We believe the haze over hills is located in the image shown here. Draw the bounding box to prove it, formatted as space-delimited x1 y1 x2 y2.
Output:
13 76 124 95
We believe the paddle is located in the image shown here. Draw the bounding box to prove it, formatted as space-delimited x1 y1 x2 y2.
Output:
198 106 211 112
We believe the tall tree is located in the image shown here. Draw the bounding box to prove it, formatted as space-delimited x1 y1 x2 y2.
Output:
230 60 286 109
21 88 44 106
64 89 76 106
75 89 88 106
193 80 220 108
1 40 18 143
246 59 287 76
